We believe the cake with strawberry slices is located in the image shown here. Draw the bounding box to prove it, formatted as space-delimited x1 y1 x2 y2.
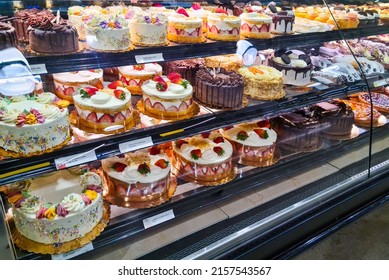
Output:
73 83 134 132
172 131 234 184
141 73 196 119
118 63 162 95
206 9 241 41
240 12 272 39
222 120 277 167
168 7 203 43
53 69 104 102
101 146 172 207
187 3 212 33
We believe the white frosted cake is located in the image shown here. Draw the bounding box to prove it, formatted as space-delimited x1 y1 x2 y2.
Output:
0 94 70 157
167 9 203 43
129 12 168 46
9 171 104 244
206 13 241 41
68 6 86 40
240 12 272 38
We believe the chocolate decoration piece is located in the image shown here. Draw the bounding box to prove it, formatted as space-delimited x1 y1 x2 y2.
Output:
268 4 278 13
285 50 293 55
282 6 292 11
281 54 291 64
299 54 311 64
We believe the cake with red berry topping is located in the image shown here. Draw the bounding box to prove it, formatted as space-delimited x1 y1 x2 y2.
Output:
53 69 104 102
168 7 203 43
118 63 162 95
141 73 196 119
187 3 212 33
101 147 173 207
222 120 278 166
240 12 272 39
172 131 234 185
206 9 241 41
73 83 134 132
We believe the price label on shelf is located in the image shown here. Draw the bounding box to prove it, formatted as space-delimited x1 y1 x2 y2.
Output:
30 64 48 75
373 79 388 88
119 136 154 154
51 242 94 260
143 209 175 229
135 53 164 64
54 150 97 170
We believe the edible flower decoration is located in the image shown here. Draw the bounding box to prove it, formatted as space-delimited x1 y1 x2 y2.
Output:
84 190 98 200
7 190 27 206
36 207 48 219
144 15 161 25
56 204 69 217
80 87 99 98
167 72 189 89
44 207 57 220
99 19 122 29
15 109 45 127
82 195 92 205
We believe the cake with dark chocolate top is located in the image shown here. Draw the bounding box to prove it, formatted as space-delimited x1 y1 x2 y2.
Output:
13 9 54 42
28 16 79 54
0 22 17 50
195 67 244 109
266 4 295 34
165 59 204 86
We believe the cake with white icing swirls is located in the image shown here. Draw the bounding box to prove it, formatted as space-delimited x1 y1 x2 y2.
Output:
8 171 104 245
0 93 70 158
101 147 172 206
141 73 195 119
118 63 162 94
172 131 234 183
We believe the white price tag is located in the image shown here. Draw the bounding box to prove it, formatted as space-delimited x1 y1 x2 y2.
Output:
119 136 153 154
30 64 48 75
51 242 94 260
143 209 175 229
135 53 164 64
373 79 388 88
55 150 97 170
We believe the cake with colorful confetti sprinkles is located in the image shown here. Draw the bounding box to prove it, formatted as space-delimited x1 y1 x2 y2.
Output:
8 171 104 245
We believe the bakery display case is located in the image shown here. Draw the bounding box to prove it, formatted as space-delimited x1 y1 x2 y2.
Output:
0 0 389 260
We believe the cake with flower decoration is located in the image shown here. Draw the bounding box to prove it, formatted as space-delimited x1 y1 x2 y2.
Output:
206 9 241 41
168 7 203 43
73 83 135 132
0 93 70 158
8 171 104 245
222 120 277 166
85 15 130 51
118 63 162 94
102 146 173 207
53 69 104 102
129 11 168 46
187 3 212 33
240 12 272 39
172 131 234 184
67 6 86 40
141 73 196 119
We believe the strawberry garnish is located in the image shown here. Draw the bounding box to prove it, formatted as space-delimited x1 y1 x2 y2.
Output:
137 163 151 175
167 72 189 88
190 149 202 160
149 146 161 155
237 131 249 141
254 128 269 139
177 7 189 17
114 89 126 100
133 64 145 71
152 75 164 82
213 146 225 156
112 162 127 172
176 139 188 149
156 80 168 91
213 136 224 144
155 159 169 169
192 3 201 10
108 80 124 89
223 125 234 131
80 87 98 98
215 7 228 15
201 132 211 138
244 7 253 13
93 80 104 89
257 119 271 128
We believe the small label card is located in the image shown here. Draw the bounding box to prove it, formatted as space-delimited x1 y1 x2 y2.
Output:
119 136 154 154
51 242 94 260
30 64 48 75
373 79 388 88
143 209 175 229
135 53 164 64
55 150 97 170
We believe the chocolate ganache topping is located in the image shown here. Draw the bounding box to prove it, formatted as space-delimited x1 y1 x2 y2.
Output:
279 107 321 129
196 67 244 87
0 22 12 31
170 59 204 69
28 16 72 32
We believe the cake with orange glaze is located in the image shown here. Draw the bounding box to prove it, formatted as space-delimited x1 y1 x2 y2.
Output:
141 73 196 119
206 9 241 41
118 63 162 95
53 69 104 102
167 7 203 43
172 131 234 184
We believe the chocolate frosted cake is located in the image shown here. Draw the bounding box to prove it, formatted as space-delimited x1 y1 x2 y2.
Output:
165 59 204 86
28 17 79 54
195 67 244 109
13 9 54 42
0 22 17 50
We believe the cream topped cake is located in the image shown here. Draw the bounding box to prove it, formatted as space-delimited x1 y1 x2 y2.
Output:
9 171 104 245
0 93 70 158
129 11 168 46
168 8 203 43
207 12 241 41
67 6 86 40
187 3 212 32
118 63 162 94
172 131 234 184
240 12 272 38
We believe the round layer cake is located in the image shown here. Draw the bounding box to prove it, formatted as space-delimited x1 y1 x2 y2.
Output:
101 147 172 207
28 17 79 54
0 22 17 50
240 12 272 39
195 67 244 109
129 12 168 46
206 13 241 41
141 73 195 119
53 69 104 102
172 131 234 184
167 11 203 43
165 58 204 86
0 93 70 158
73 84 134 132
118 63 162 95
222 120 277 166
13 9 54 42
266 4 295 34
9 171 104 245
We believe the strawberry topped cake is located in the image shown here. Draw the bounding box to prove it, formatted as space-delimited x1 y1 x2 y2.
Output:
101 146 173 208
118 63 162 95
53 69 104 102
187 3 212 33
141 72 196 119
73 83 134 132
168 7 203 43
172 131 234 185
207 9 241 41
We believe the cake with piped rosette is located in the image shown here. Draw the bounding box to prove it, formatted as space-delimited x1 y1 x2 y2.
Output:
172 131 234 184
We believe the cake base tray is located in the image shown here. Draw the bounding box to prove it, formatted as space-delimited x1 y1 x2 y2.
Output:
10 202 110 255
321 125 360 141
173 166 238 187
238 148 281 167
137 99 200 121
25 43 85 56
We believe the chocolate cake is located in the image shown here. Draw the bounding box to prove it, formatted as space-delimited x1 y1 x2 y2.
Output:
28 17 79 54
13 9 54 42
165 59 204 86
195 67 244 109
0 22 17 50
